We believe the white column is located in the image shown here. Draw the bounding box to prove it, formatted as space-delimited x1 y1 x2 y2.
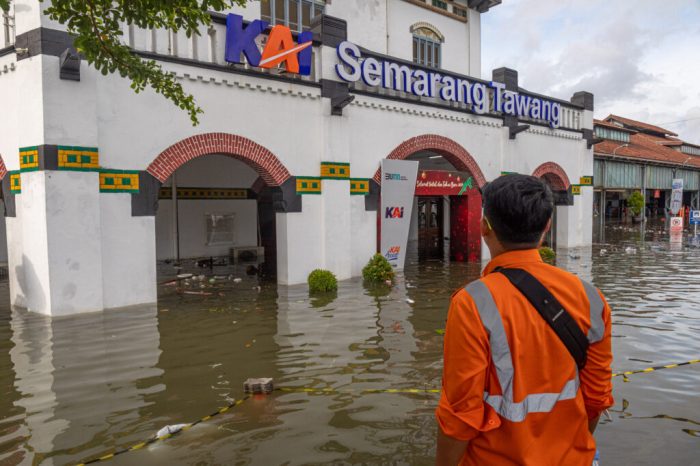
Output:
14 171 104 315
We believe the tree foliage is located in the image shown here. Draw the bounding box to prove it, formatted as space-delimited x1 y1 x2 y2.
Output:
1 0 247 125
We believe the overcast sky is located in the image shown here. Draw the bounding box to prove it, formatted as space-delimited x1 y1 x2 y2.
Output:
481 0 700 142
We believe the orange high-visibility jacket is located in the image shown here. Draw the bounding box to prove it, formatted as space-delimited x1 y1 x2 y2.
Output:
436 249 614 466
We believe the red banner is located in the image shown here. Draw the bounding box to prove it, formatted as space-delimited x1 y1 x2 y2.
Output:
415 170 475 196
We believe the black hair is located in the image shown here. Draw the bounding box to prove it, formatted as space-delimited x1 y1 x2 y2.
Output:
482 174 554 247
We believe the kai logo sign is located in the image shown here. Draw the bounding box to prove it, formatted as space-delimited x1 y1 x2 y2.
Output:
385 207 405 219
385 246 401 261
224 14 313 75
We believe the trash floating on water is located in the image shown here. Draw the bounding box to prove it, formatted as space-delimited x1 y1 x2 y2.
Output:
182 290 213 296
244 377 274 394
385 280 392 286
156 424 188 438
406 298 415 304
625 247 637 254
233 278 242 283
568 254 580 260
600 249 607 256
177 273 193 279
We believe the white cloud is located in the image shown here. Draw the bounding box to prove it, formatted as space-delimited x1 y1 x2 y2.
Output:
481 0 700 142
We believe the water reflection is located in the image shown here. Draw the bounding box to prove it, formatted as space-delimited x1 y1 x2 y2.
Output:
5 306 162 465
0 225 699 465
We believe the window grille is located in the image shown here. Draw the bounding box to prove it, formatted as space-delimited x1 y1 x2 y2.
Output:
261 0 325 32
413 28 442 68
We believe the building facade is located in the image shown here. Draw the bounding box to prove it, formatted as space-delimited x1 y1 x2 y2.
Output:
593 115 700 225
0 0 595 315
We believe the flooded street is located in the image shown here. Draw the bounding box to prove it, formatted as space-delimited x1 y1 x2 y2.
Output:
1 224 699 466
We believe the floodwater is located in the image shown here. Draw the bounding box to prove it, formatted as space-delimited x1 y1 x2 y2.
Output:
1 223 699 466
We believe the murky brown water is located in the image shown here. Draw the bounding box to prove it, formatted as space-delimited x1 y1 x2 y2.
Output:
1 223 699 465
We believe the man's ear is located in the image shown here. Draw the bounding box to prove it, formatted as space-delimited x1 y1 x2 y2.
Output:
480 216 490 238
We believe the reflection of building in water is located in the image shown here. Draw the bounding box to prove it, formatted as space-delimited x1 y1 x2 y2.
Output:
226 281 421 465
8 306 162 465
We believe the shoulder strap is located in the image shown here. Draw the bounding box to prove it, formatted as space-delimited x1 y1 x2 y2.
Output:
496 267 589 370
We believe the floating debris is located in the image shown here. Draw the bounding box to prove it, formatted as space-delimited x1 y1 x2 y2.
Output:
406 298 415 304
625 247 637 254
155 424 188 438
233 278 242 283
177 273 193 279
600 249 607 256
244 377 274 394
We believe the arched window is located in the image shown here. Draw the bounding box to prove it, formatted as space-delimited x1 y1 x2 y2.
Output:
411 23 444 69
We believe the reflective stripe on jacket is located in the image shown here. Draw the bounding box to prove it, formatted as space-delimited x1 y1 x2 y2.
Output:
436 249 614 466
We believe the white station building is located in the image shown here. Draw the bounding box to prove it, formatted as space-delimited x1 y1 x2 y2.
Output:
0 0 595 316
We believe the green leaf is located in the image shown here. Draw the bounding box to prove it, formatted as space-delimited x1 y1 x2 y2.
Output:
38 0 249 125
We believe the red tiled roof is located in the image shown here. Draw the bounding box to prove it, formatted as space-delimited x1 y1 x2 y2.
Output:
593 119 636 133
594 132 700 169
604 114 678 137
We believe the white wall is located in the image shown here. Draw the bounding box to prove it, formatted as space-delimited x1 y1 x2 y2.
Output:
155 155 260 260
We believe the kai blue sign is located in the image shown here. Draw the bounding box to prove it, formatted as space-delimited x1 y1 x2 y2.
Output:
225 14 313 75
335 41 562 128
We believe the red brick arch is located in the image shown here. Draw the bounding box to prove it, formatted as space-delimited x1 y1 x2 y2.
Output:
0 156 6 180
373 135 487 188
147 133 291 186
532 162 570 191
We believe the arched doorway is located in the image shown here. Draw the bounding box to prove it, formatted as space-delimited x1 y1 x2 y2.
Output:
378 135 486 263
532 162 571 250
147 133 292 280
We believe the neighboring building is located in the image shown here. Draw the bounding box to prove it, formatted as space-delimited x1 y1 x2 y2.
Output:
0 0 595 315
593 115 700 221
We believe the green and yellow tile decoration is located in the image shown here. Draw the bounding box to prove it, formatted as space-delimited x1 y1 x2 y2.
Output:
321 162 350 179
296 177 322 194
58 146 99 170
19 147 39 171
350 178 370 195
99 170 140 193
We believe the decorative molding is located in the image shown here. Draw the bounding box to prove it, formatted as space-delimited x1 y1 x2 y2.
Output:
19 146 40 171
321 162 350 179
57 146 99 170
375 134 488 188
410 22 445 41
532 162 571 190
159 187 250 200
148 133 292 187
296 177 322 195
350 178 370 195
9 171 20 193
99 169 140 193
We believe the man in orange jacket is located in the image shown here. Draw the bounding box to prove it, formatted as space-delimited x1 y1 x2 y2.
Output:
435 174 614 466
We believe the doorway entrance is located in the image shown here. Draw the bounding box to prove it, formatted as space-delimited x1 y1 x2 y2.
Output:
417 197 443 259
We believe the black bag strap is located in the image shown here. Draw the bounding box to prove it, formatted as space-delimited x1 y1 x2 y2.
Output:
495 267 589 370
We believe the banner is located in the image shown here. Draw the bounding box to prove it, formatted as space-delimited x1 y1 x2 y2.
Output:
415 170 474 196
670 178 683 215
380 159 419 270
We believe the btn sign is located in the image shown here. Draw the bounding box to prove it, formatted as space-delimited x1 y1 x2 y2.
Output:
579 176 594 186
572 185 582 195
225 14 313 75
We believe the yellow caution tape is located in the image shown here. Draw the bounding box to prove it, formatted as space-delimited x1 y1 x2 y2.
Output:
75 358 699 464
75 396 250 465
612 359 700 381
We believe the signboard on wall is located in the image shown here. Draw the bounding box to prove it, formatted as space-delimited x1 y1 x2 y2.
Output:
380 160 419 270
670 216 683 233
415 170 474 196
571 185 582 195
670 178 684 215
579 176 593 186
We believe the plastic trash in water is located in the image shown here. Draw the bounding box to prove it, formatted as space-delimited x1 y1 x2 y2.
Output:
156 423 188 439
406 298 415 304
233 278 242 283
624 247 637 254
